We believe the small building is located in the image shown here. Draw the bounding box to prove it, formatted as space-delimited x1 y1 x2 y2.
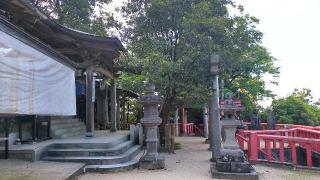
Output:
0 0 141 168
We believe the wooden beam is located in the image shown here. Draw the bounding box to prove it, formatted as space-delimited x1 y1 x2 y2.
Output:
95 67 114 79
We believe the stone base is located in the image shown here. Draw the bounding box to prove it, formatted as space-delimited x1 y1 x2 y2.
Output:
216 160 251 173
139 155 165 170
211 163 259 180
85 132 94 137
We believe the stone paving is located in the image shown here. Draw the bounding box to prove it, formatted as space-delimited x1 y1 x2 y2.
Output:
1 136 319 180
0 159 84 180
79 137 320 180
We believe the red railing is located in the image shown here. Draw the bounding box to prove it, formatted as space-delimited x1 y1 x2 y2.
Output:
244 122 320 131
237 126 320 168
185 123 195 136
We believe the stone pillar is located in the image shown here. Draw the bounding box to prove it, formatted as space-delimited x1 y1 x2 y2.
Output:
110 79 117 132
175 108 179 136
210 54 221 160
203 105 209 139
139 83 165 170
211 73 221 160
85 68 95 137
116 96 121 130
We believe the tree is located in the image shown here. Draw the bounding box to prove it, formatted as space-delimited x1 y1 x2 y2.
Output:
118 0 279 126
33 0 120 36
271 89 320 125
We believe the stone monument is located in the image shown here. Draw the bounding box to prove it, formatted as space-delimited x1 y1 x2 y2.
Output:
139 83 165 170
267 110 276 130
250 109 261 130
211 93 258 179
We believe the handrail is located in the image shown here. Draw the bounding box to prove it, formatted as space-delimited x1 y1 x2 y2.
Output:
237 127 320 168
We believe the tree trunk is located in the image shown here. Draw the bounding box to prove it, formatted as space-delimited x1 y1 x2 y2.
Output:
159 102 171 149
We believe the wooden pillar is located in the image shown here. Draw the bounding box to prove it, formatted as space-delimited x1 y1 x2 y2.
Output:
121 100 126 128
104 85 109 129
181 108 186 135
85 68 95 137
203 105 209 139
116 96 121 130
5 118 9 159
110 79 117 132
97 97 104 130
126 102 129 124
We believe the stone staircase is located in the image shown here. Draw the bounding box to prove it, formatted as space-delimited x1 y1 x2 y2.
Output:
50 118 86 139
42 134 144 172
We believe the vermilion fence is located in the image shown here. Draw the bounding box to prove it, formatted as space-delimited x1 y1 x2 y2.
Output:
185 123 195 136
236 126 320 168
244 122 320 131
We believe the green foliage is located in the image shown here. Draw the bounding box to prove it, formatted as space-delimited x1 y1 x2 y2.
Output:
34 0 119 36
271 89 320 125
35 0 280 123
118 0 279 122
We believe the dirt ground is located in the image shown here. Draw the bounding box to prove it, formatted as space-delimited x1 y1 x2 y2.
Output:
79 137 320 180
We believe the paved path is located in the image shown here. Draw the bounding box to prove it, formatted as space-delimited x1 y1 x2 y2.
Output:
80 136 320 180
1 137 318 180
0 159 84 180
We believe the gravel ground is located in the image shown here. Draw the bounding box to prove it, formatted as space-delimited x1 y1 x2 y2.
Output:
79 137 320 180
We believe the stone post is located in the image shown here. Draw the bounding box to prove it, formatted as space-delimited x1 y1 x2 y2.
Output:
110 79 117 132
139 83 165 169
175 108 179 136
85 68 95 137
210 54 221 160
203 105 209 139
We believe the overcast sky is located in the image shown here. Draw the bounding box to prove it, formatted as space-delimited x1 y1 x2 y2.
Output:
109 0 320 104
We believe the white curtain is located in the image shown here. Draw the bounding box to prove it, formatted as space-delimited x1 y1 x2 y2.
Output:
0 31 76 115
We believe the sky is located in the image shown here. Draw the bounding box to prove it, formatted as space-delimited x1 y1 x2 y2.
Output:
108 0 320 105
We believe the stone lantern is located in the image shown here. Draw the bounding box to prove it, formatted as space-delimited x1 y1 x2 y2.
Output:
211 92 258 179
139 83 165 169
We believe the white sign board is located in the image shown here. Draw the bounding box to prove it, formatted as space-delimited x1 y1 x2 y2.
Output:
0 31 76 115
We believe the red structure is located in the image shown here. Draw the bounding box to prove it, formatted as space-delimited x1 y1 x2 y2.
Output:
236 123 320 168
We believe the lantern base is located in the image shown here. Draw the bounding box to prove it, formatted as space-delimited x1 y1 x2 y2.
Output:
139 154 165 170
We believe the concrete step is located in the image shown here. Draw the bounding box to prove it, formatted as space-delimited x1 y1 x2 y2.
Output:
43 145 142 165
52 125 86 137
52 135 129 149
84 150 144 172
51 118 80 125
51 121 84 129
58 129 86 139
47 141 134 157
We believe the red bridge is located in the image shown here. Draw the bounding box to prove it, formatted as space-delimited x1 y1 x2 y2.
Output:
236 123 320 169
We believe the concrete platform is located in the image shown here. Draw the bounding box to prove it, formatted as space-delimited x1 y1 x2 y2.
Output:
0 159 85 180
0 131 129 161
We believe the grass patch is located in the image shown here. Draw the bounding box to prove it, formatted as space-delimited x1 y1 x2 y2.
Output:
173 142 182 150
